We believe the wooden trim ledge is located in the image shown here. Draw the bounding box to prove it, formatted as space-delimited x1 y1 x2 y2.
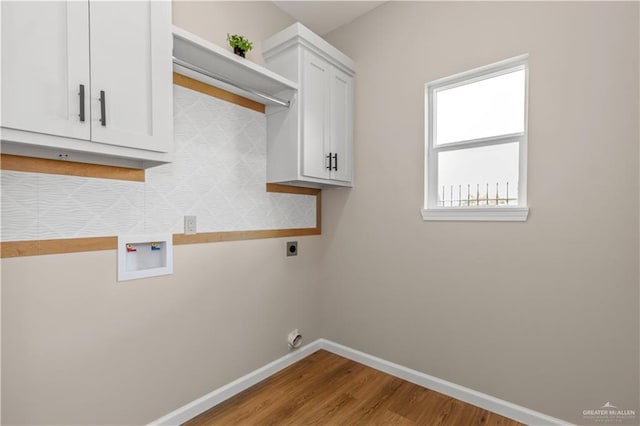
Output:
1 228 320 258
174 73 265 113
266 183 320 196
0 237 118 258
173 227 320 246
0 154 145 182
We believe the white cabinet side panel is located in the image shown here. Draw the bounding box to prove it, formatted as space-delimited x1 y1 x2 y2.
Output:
148 2 173 153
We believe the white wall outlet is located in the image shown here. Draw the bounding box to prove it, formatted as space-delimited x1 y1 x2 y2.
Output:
184 215 197 235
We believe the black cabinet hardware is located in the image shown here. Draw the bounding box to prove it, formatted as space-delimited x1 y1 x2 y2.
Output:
78 84 85 122
99 90 106 126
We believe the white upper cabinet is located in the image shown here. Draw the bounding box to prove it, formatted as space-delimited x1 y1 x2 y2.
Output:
1 0 173 168
263 23 355 188
1 2 90 141
88 1 172 153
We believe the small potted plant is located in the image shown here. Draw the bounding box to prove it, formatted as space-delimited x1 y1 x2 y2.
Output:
227 34 253 58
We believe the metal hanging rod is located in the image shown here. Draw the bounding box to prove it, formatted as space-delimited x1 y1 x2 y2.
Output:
172 57 291 108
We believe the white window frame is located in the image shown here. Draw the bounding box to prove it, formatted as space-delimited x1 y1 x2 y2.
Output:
422 54 530 222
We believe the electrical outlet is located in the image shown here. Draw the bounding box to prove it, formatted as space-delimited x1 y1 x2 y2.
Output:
286 241 298 257
184 215 197 235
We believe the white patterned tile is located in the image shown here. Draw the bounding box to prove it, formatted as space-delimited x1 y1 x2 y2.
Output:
1 171 39 241
38 174 144 239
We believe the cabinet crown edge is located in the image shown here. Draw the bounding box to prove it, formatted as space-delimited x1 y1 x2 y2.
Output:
263 22 355 75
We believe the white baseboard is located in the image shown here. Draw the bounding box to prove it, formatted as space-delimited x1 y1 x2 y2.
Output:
150 338 571 426
150 339 323 425
318 339 572 426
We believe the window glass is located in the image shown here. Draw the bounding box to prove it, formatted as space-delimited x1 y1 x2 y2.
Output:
437 142 519 206
435 69 525 145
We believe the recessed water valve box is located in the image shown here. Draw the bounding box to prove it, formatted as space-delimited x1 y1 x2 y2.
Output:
117 234 173 281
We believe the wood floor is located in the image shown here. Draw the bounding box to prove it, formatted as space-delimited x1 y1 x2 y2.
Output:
185 350 523 426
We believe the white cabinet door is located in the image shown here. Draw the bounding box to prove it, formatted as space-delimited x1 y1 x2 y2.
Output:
89 1 172 153
329 67 353 183
1 1 90 140
301 50 330 180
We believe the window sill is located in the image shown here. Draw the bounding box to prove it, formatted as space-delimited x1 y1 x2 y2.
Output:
421 206 529 222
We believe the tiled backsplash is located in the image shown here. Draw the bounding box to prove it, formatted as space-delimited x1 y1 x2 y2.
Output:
0 84 316 242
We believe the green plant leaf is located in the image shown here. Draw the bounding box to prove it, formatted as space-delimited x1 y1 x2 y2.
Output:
227 33 253 52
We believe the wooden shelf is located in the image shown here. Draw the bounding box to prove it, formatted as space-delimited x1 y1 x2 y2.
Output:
172 26 297 108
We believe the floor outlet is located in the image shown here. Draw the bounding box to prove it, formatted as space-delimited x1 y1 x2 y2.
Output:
184 215 197 235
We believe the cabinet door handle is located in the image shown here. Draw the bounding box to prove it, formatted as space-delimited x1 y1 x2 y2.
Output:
78 84 85 122
99 90 106 126
332 153 338 171
326 153 332 170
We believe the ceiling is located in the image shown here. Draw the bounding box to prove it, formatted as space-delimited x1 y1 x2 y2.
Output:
272 1 386 35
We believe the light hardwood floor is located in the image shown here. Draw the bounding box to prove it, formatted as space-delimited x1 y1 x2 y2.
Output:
184 350 524 425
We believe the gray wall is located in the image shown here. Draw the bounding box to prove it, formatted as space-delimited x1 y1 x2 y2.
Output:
2 237 323 425
321 2 639 424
